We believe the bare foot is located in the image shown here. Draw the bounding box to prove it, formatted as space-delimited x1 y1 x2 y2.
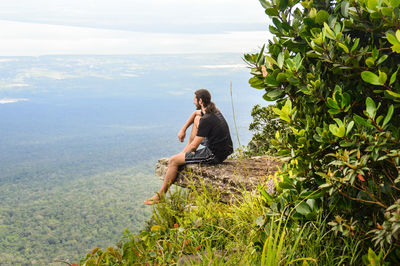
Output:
144 195 160 205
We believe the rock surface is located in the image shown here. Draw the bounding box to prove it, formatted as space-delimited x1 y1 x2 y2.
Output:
155 156 281 203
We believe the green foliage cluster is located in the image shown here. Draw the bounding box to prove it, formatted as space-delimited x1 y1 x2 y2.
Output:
80 180 375 265
246 104 286 156
80 184 262 265
245 0 400 261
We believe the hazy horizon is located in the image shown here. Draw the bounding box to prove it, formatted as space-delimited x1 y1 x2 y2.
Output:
0 1 271 56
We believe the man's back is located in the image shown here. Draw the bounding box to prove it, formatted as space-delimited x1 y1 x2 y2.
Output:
197 111 233 162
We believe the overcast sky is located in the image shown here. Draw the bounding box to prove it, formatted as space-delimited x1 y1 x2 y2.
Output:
0 0 271 56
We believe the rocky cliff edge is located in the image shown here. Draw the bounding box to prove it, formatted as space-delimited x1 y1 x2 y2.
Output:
155 156 281 203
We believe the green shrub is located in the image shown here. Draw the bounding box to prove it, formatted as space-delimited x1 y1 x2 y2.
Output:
247 104 287 156
245 0 400 260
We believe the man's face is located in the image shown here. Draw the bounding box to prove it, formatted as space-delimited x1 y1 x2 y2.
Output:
194 95 201 110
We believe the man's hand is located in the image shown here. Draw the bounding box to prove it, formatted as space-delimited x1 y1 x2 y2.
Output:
178 129 186 142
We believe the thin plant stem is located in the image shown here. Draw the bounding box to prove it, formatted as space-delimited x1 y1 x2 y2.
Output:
230 81 241 149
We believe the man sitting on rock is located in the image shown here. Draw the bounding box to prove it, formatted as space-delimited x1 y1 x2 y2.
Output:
144 89 233 205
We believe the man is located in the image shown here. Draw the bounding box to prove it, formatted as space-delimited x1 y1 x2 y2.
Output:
144 89 233 205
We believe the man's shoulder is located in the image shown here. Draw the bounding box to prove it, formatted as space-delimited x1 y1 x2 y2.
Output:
200 112 217 121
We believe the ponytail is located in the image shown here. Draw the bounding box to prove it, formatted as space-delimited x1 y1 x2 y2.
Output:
205 101 219 114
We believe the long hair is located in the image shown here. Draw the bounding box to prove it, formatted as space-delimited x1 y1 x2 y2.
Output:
195 89 219 114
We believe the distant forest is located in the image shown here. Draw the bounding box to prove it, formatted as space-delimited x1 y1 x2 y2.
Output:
0 54 262 264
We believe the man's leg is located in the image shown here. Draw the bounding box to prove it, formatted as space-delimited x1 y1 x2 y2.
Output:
144 152 186 205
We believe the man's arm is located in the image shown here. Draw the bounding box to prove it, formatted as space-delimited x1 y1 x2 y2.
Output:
178 110 201 142
183 136 204 153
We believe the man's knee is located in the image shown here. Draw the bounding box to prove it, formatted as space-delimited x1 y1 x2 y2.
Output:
169 153 185 166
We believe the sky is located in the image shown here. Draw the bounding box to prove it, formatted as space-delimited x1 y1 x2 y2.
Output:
0 0 272 56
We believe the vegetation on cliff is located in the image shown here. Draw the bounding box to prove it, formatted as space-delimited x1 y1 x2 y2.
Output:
246 0 400 262
81 0 400 264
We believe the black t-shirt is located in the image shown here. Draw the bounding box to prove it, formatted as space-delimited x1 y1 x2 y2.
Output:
196 112 233 162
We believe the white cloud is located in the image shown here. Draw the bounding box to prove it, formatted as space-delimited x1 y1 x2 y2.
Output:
0 20 271 56
0 58 18 62
201 64 247 69
0 97 29 104
4 83 30 88
120 73 139 78
167 91 186 96
0 0 267 29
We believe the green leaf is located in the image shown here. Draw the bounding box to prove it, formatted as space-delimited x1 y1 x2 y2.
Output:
257 44 265 65
273 108 291 122
249 76 265 89
387 33 400 45
341 1 350 17
279 0 289 10
365 57 375 67
333 118 344 128
265 75 280 86
372 48 379 60
296 202 311 215
341 93 351 107
308 190 327 199
329 119 345 137
392 0 400 6
272 17 282 30
378 70 388 85
371 11 383 19
338 43 349 53
367 248 377 260
316 10 330 24
354 115 373 128
276 73 288 82
282 98 292 113
266 89 284 99
382 105 394 127
293 53 302 71
376 55 388 65
366 97 376 118
328 109 340 115
259 0 269 9
386 90 400 98
279 179 294 189
259 185 273 203
396 30 400 42
265 8 279 16
391 43 400 53
351 38 360 53
390 69 398 85
381 7 393 16
361 71 382 85
376 115 384 125
368 0 378 10
340 140 355 147
277 52 284 69
323 22 335 39
327 98 339 109
346 121 354 135
319 183 332 189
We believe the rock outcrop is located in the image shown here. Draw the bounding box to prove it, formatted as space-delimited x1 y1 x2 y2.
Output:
155 156 281 203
